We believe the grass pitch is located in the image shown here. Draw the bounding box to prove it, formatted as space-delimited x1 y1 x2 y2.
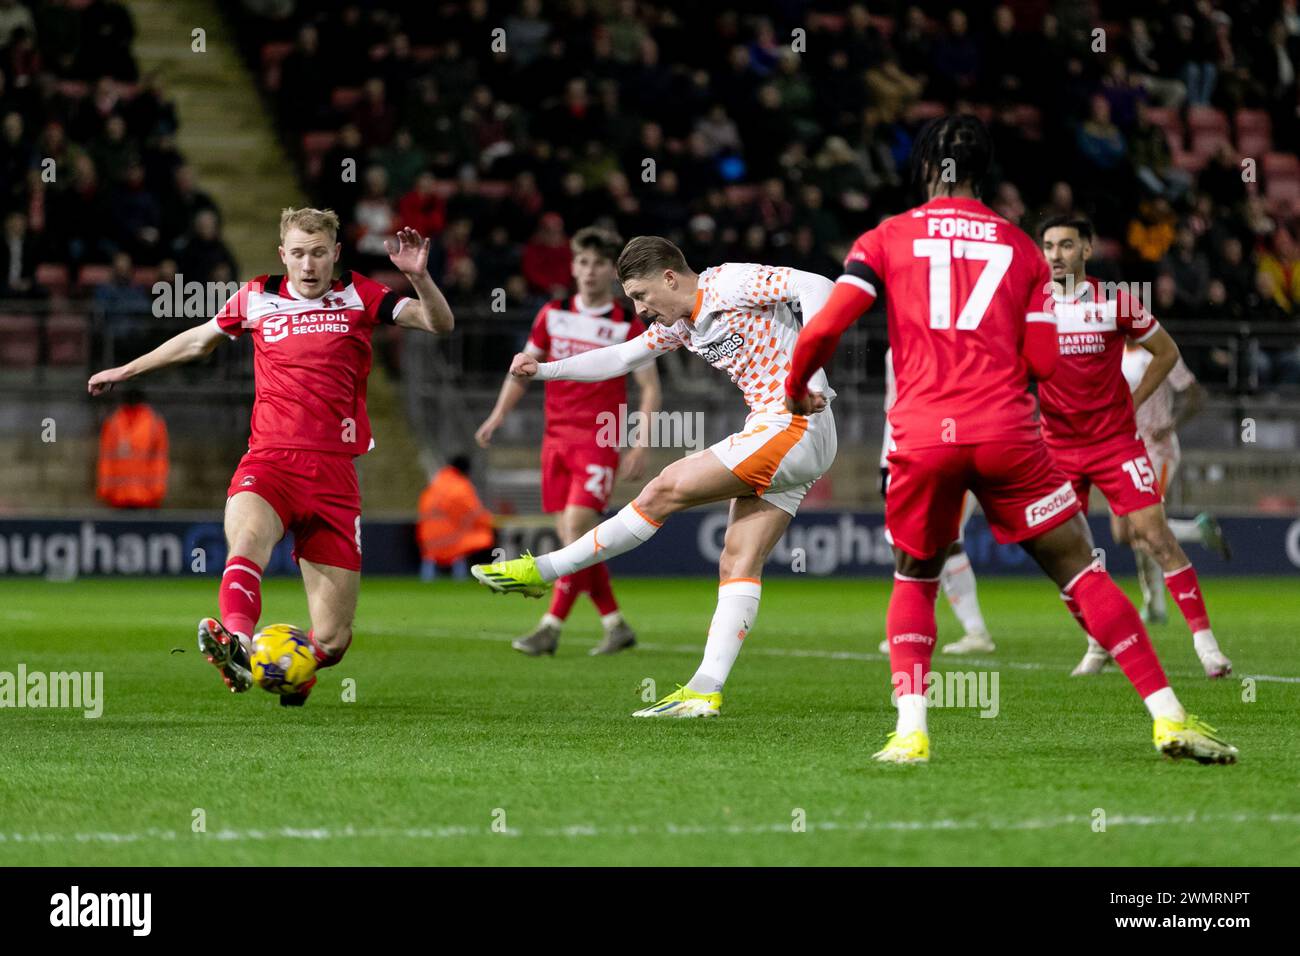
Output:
1 574 1296 866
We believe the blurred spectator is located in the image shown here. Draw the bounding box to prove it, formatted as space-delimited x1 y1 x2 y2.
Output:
1160 225 1211 312
475 224 521 291
521 212 570 298
1259 229 1300 313
351 165 398 269
990 182 1026 227
109 162 162 261
1126 198 1178 277
93 250 151 325
351 77 397 147
0 209 39 299
176 209 237 284
374 127 427 196
0 0 35 48
396 170 446 238
1130 102 1191 202
161 165 217 249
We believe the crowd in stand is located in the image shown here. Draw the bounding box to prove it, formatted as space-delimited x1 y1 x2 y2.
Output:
3 0 1300 384
0 0 238 310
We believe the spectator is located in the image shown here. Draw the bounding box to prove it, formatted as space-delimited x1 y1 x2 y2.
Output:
350 77 397 147
0 209 38 299
160 165 216 250
176 208 237 285
1258 229 1300 313
521 212 570 298
374 127 427 196
1160 224 1212 312
96 385 168 510
396 170 446 238
351 165 397 270
93 250 151 325
109 161 161 261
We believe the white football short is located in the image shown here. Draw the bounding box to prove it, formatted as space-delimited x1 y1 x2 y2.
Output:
708 405 838 516
1142 432 1181 495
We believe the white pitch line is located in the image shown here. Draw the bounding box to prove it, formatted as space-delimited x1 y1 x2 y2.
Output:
2 812 1298 846
362 623 1300 684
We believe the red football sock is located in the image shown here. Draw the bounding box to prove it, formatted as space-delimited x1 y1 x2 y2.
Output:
1065 567 1169 697
548 573 582 620
219 555 262 640
1060 590 1090 635
306 628 350 668
586 563 619 616
886 574 940 696
1163 564 1211 633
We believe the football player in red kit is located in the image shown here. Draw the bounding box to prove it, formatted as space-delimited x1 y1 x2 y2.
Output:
1037 217 1231 679
785 115 1236 765
88 209 454 705
476 227 661 656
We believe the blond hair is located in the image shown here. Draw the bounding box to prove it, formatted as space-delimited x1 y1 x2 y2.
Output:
279 207 340 242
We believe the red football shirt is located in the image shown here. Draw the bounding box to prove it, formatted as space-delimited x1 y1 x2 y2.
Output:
845 196 1052 449
1039 276 1159 445
215 271 409 456
528 295 645 445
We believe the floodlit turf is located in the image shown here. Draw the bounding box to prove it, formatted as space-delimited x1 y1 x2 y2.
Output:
0 575 1296 866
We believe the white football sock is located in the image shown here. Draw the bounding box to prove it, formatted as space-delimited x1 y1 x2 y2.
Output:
895 693 928 736
1166 517 1200 543
539 613 563 630
1143 686 1186 722
940 553 988 636
600 611 624 630
1192 628 1220 655
1135 550 1167 617
687 579 761 693
535 503 661 581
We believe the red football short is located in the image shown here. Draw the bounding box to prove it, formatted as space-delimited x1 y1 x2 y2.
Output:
227 448 362 571
1049 433 1164 517
540 439 620 513
886 440 1082 559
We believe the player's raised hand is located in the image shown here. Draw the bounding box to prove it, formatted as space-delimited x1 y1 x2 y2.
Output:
509 353 539 379
619 444 649 481
88 366 129 396
475 415 500 448
784 390 827 415
385 227 430 276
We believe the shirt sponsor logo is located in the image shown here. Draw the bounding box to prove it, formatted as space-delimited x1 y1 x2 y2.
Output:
1025 481 1077 528
700 331 745 364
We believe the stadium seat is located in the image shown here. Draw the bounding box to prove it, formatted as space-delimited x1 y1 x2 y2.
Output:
1094 237 1123 263
1005 104 1042 140
0 315 40 367
76 264 113 290
132 267 160 288
330 87 363 110
906 101 947 123
1234 108 1272 155
302 130 338 180
1187 105 1229 139
1190 129 1233 163
35 263 70 295
261 41 294 92
46 315 89 366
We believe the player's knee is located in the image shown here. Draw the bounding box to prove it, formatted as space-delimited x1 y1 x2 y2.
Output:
718 541 761 582
638 471 686 515
1137 525 1179 564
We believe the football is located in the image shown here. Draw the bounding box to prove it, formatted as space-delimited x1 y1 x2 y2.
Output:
249 624 317 696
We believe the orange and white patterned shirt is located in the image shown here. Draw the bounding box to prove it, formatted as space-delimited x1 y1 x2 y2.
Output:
640 263 837 414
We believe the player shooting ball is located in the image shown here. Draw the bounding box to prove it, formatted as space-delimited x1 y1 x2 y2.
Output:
88 209 453 706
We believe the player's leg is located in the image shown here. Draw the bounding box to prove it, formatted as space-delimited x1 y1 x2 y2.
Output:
872 444 969 764
514 443 580 653
473 447 750 596
1151 438 1231 559
1113 508 1168 625
1125 503 1231 677
292 558 360 706
938 494 994 654
634 496 792 718
198 485 286 694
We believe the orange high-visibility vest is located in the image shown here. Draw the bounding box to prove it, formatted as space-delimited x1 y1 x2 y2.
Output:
416 466 494 563
97 404 169 508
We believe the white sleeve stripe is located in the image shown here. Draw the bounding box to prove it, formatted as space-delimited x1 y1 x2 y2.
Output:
1134 323 1160 343
393 296 413 316
838 275 876 296
1026 312 1056 324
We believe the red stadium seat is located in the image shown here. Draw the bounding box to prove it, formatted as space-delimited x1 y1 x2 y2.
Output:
331 87 363 110
1190 129 1232 162
261 41 294 91
1233 109 1272 157
132 266 159 287
46 315 89 366
35 262 70 294
907 101 947 123
1144 106 1182 140
1094 237 1123 262
1186 105 1229 138
1261 152 1300 179
411 45 438 63
869 15 895 38
0 315 40 367
76 264 112 290
302 130 338 180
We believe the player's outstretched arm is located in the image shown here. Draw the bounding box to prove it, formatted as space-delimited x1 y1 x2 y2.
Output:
477 344 545 447
87 319 226 395
386 227 454 334
522 333 659 384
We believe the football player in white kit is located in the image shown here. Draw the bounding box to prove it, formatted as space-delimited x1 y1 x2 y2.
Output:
875 349 995 656
1114 340 1231 620
472 237 838 717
